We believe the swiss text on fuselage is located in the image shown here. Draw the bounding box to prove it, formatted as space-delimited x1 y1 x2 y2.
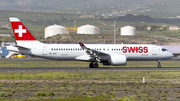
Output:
122 46 148 53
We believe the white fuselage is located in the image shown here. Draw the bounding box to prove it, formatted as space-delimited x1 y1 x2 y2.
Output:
9 41 173 61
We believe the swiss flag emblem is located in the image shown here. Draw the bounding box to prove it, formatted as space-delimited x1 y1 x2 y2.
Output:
15 25 26 37
10 20 36 41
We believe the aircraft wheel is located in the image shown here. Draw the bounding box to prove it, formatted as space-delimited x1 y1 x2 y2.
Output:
158 65 161 68
89 63 93 68
158 62 161 68
93 63 99 68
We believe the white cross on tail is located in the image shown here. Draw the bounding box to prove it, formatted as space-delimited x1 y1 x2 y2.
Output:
15 25 26 37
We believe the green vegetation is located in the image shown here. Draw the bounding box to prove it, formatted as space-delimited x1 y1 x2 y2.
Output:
36 92 46 97
47 91 55 96
0 92 5 97
0 70 180 100
0 59 179 100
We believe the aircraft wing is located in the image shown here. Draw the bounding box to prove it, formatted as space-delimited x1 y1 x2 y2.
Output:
79 42 109 61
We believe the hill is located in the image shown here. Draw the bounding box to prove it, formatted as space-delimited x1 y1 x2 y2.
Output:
0 0 164 10
142 0 180 17
0 0 180 17
117 14 154 22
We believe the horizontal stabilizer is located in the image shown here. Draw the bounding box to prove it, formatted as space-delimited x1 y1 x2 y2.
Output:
13 45 30 50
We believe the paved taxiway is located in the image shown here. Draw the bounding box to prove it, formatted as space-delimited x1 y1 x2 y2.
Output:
0 58 180 71
0 67 180 71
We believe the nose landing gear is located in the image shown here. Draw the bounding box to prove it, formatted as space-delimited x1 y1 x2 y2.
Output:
157 60 162 68
158 62 161 68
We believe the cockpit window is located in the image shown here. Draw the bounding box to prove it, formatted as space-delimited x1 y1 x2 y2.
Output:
162 48 168 51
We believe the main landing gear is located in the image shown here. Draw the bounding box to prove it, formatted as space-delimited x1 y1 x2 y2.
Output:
157 60 162 68
89 62 99 68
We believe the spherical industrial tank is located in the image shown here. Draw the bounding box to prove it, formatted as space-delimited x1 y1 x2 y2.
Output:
121 26 136 36
45 24 69 38
77 24 100 34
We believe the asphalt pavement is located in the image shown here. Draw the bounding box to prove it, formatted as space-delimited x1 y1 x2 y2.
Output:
0 58 179 71
0 67 180 71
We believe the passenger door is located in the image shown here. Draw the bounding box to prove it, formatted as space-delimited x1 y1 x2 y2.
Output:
152 47 157 55
42 46 47 55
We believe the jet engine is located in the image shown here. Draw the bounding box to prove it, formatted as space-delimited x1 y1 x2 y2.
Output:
103 54 127 66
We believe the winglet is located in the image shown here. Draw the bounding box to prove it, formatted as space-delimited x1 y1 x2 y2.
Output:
79 42 85 47
10 17 20 22
79 42 87 50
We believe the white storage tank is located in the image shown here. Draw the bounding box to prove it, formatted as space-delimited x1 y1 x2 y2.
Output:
77 24 100 34
121 26 136 36
45 24 69 38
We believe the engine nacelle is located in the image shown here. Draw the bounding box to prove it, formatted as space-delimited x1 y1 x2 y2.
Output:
103 54 127 66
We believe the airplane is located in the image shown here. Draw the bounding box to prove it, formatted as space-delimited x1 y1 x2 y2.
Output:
6 17 174 68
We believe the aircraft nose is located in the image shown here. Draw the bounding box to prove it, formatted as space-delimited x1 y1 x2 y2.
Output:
167 52 174 58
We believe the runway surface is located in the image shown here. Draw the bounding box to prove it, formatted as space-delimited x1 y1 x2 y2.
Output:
0 58 179 71
0 67 180 71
